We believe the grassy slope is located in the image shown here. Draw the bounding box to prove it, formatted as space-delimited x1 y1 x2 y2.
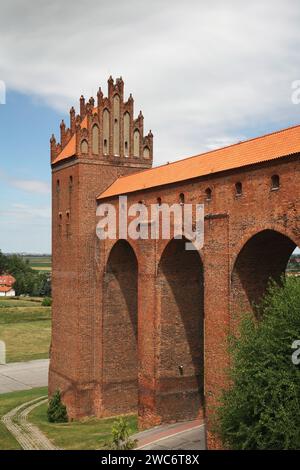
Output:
29 403 138 450
0 298 51 362
0 387 47 450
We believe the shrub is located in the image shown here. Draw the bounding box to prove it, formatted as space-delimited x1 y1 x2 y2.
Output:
215 277 300 449
47 390 68 423
42 297 52 306
105 417 137 450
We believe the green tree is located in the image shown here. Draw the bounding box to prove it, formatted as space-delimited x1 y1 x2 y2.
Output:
0 250 9 273
215 277 300 450
47 390 68 423
0 250 52 297
105 417 137 450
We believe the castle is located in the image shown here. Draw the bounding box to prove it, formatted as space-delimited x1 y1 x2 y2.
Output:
50 77 300 448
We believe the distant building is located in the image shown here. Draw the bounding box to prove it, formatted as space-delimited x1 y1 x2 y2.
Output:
0 275 16 297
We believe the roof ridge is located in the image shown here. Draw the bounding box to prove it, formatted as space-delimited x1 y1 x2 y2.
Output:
97 122 300 200
115 122 300 181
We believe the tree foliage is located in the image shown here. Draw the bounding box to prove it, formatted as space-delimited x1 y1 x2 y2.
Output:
105 417 137 450
0 250 51 297
215 277 300 449
47 390 68 423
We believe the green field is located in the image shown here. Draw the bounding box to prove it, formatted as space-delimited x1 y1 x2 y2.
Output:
0 387 137 450
0 297 51 362
22 255 52 272
29 402 137 450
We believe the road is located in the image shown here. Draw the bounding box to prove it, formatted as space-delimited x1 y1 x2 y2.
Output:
0 359 49 394
134 419 206 450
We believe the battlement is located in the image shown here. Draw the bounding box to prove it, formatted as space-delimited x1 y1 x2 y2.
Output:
50 77 153 165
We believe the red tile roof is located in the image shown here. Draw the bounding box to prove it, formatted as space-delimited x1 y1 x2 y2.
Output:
0 275 16 287
97 124 300 200
52 116 88 165
0 285 14 293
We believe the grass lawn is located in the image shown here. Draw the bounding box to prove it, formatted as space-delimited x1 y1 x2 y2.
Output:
0 387 47 450
29 403 138 450
0 298 51 362
0 387 137 450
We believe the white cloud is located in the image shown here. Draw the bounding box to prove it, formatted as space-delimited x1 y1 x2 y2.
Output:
11 179 50 195
1 0 300 166
0 170 50 195
0 203 50 253
0 203 50 221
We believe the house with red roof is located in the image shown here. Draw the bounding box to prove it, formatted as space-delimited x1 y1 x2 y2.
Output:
0 274 16 297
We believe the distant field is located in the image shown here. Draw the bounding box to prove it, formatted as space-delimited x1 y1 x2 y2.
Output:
0 297 51 363
22 256 52 272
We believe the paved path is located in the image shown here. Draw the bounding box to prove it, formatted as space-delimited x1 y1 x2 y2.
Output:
1 396 58 450
0 359 49 394
134 419 206 450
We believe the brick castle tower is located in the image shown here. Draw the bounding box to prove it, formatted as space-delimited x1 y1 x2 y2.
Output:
49 77 153 417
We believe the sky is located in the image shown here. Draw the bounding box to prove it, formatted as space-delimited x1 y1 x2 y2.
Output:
1 0 300 253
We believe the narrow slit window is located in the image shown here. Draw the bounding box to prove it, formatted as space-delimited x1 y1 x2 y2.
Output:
205 188 212 201
235 182 242 196
271 174 280 190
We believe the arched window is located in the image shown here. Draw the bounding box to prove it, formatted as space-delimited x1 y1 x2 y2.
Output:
133 129 140 157
124 112 130 157
179 193 185 205
103 109 110 155
113 95 120 155
80 139 88 154
92 124 99 154
205 188 212 201
143 146 150 159
235 182 242 196
271 174 280 190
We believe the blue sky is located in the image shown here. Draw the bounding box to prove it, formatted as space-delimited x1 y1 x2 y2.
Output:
1 0 300 253
0 91 67 252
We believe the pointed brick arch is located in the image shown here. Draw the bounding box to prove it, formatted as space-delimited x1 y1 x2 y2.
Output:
156 237 204 422
231 229 297 320
103 239 138 414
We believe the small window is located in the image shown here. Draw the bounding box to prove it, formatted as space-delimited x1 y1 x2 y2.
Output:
59 212 62 221
104 138 107 150
179 193 185 205
205 188 212 201
271 174 280 190
69 176 73 190
125 141 128 150
66 211 70 221
235 182 242 196
157 197 162 206
56 179 60 192
80 139 88 154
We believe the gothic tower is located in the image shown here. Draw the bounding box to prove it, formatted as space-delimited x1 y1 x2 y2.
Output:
49 77 153 417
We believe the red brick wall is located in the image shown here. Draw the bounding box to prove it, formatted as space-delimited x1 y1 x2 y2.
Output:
156 238 204 422
51 149 300 448
102 240 138 415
